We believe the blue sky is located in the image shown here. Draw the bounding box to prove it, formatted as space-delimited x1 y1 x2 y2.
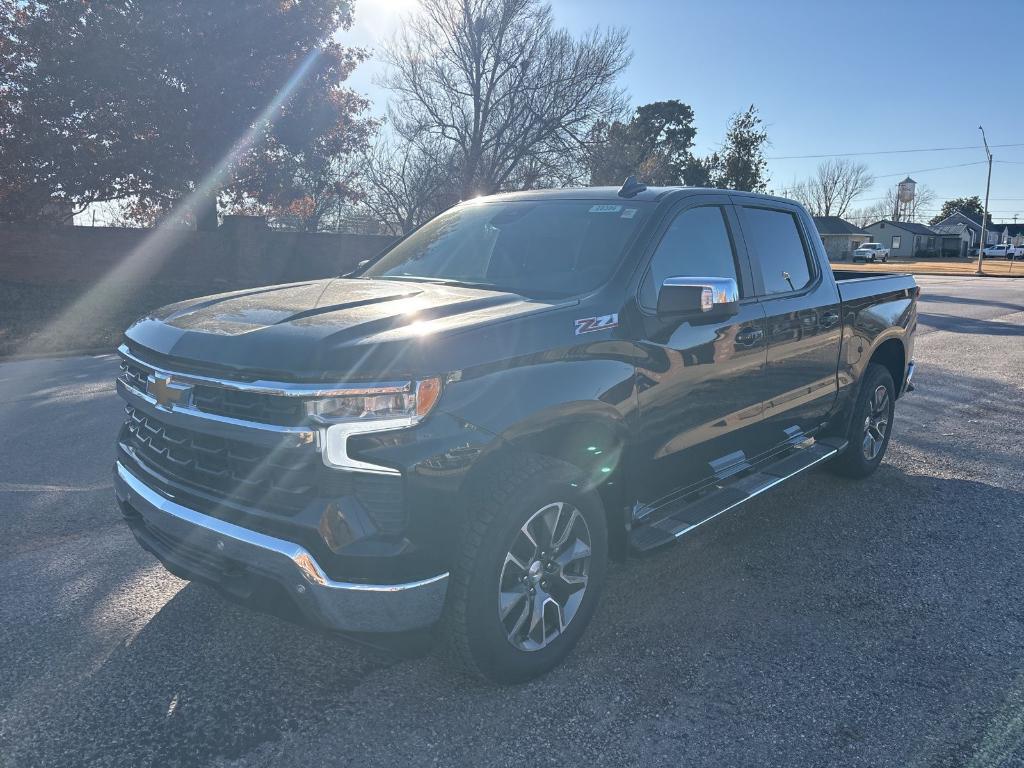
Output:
344 0 1024 223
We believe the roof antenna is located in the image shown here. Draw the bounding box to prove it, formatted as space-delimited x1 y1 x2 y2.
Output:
618 175 647 198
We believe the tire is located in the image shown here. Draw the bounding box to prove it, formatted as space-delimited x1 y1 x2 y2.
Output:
828 363 896 479
444 454 608 684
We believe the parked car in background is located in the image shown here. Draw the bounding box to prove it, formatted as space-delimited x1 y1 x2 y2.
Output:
852 242 889 262
113 183 918 682
982 243 1020 259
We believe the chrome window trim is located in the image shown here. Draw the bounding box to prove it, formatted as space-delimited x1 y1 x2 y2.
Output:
119 344 412 398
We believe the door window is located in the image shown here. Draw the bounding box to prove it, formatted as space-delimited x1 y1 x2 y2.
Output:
639 206 739 308
738 207 813 295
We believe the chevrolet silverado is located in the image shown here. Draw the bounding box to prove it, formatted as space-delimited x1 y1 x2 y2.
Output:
114 181 918 682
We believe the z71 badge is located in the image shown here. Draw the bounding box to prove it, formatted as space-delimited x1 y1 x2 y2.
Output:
574 313 619 335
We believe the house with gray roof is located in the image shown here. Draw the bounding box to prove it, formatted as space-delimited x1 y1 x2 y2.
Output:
812 216 872 261
994 222 1024 246
863 220 939 258
929 210 1002 257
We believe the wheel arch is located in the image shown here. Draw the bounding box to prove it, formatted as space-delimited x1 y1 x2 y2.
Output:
868 336 906 398
457 408 631 561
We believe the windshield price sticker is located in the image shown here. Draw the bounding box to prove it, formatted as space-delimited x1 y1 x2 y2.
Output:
588 204 622 214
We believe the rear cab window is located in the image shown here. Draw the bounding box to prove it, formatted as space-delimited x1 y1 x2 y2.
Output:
737 206 815 295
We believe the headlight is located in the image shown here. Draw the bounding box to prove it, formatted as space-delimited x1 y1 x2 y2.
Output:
311 378 443 472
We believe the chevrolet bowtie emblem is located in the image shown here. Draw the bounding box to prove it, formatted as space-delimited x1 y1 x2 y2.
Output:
147 373 192 410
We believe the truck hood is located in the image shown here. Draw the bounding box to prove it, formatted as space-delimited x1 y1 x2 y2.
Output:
124 278 575 380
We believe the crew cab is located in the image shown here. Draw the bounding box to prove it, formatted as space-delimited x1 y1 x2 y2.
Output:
852 242 889 262
113 182 917 682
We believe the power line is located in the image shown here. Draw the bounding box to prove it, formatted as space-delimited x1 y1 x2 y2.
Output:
778 160 990 187
850 195 1024 203
767 142 1024 160
872 161 988 179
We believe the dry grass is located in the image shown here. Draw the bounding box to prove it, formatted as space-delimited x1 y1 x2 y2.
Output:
834 258 1024 278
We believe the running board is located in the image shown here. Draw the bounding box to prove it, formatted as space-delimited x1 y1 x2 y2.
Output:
629 437 847 553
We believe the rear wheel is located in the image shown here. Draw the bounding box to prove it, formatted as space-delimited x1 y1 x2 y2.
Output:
444 456 608 683
828 363 896 478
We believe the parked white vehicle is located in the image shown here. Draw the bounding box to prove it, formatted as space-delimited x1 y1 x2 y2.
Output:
982 244 1021 260
852 243 889 263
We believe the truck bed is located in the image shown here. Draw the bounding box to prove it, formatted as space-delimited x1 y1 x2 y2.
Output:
831 270 919 303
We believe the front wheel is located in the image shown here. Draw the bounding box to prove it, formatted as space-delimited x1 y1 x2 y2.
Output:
444 456 608 683
828 363 896 478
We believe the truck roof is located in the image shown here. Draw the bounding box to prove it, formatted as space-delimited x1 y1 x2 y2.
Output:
481 186 800 207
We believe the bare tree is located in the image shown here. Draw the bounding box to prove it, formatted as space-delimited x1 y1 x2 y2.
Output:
848 183 937 227
360 136 460 234
382 0 631 199
791 158 874 218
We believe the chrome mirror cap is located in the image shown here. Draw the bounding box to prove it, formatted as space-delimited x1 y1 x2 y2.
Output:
657 276 740 317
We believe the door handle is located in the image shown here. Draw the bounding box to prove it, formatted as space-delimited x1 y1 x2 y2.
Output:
821 310 840 328
735 327 765 347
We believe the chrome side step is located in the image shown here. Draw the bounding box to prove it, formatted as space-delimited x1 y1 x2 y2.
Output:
629 437 847 553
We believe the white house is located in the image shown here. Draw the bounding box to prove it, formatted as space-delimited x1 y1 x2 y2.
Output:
862 220 939 258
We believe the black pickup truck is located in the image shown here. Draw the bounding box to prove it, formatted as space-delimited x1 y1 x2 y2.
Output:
114 183 917 682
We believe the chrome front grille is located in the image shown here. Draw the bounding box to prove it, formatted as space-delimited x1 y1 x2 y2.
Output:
119 358 306 427
115 346 407 533
123 406 319 514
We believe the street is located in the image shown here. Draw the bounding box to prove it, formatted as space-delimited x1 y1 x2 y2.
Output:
1 275 1022 767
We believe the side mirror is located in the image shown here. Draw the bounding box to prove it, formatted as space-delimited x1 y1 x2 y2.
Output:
656 276 739 319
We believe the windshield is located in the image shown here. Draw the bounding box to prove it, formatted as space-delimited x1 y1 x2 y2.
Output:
360 200 653 298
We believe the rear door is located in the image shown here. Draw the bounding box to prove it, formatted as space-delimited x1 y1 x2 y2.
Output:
632 196 770 506
733 201 843 447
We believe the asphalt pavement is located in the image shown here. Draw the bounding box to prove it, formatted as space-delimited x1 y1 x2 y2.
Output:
1 275 1023 768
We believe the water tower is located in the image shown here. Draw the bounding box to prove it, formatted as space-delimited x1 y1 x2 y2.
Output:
893 177 916 222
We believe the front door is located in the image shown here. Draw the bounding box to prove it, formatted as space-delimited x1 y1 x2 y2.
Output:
734 201 842 446
632 199 770 508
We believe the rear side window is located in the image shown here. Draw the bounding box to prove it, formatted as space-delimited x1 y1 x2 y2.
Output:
639 206 738 307
739 207 813 295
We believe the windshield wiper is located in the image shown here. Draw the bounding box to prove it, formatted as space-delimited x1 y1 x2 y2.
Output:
373 275 506 291
372 274 570 300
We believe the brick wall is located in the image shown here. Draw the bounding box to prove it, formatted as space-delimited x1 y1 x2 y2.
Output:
0 218 398 289
0 218 400 356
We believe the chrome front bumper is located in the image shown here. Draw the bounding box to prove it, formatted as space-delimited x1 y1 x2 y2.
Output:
114 462 449 633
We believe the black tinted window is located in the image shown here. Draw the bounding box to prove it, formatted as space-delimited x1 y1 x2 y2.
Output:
640 206 738 307
739 207 813 294
362 200 652 298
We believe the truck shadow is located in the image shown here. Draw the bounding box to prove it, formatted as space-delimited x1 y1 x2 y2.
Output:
917 292 1024 315
917 312 1024 336
10 468 1024 767
6 360 1023 766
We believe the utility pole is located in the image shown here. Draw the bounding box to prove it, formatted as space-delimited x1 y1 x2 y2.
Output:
977 125 993 275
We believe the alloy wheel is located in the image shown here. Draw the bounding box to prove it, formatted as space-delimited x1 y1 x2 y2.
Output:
862 384 891 460
497 502 592 652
